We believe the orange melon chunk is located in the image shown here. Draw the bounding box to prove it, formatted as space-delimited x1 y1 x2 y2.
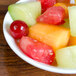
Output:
68 36 76 46
29 23 70 50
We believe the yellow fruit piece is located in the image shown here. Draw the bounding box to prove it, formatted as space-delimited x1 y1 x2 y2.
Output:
29 23 70 50
75 0 76 3
68 36 76 46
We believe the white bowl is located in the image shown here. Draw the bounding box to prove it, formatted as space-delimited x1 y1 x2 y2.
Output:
3 0 76 74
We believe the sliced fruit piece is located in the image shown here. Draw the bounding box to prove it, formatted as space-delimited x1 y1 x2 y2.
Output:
56 0 70 3
61 19 70 28
38 0 56 13
56 46 76 68
68 6 76 37
54 3 68 18
37 6 65 25
29 23 70 50
19 36 55 65
8 2 41 26
68 36 76 46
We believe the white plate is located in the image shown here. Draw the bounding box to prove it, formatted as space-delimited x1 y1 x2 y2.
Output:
3 0 76 74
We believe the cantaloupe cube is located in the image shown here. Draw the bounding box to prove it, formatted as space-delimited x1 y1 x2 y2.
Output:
68 36 76 46
29 23 70 50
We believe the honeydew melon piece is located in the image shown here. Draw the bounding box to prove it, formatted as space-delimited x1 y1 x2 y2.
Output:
56 46 76 68
8 1 41 26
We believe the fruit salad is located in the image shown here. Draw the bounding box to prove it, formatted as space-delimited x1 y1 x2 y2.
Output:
8 0 76 68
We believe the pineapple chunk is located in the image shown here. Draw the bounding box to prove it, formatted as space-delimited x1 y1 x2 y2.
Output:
29 23 70 50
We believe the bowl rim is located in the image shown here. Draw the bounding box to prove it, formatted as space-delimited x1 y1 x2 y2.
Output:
3 0 76 74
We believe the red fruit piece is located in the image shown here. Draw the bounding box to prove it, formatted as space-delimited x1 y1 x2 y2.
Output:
10 20 29 39
38 0 56 13
37 6 65 25
19 36 55 65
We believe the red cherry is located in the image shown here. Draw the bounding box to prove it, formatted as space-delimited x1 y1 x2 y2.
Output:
10 20 29 39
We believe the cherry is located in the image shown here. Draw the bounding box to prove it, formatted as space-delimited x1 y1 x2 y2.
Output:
10 20 29 39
